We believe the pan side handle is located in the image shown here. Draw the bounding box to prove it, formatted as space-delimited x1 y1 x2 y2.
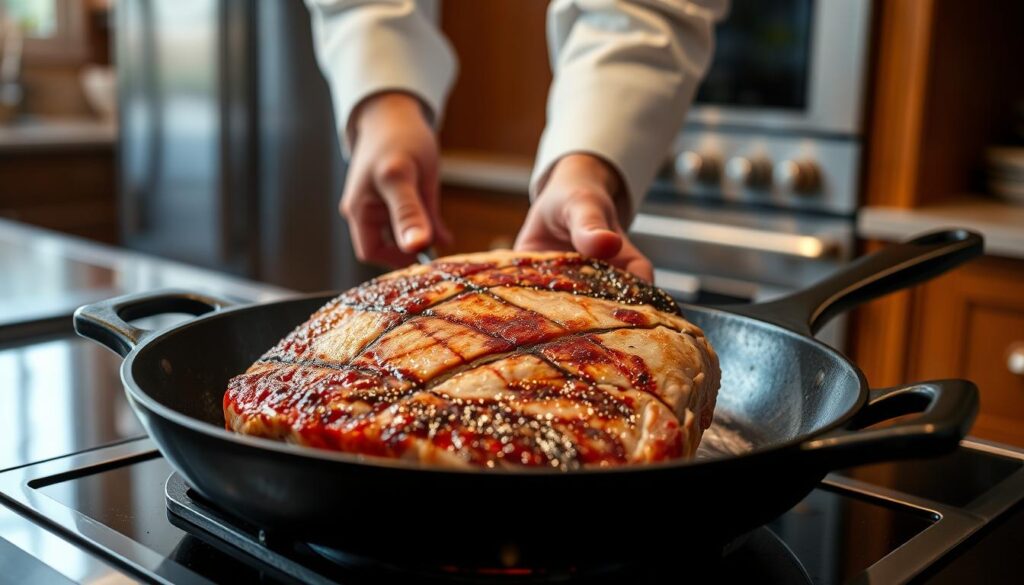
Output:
726 229 983 335
74 289 234 357
799 379 979 469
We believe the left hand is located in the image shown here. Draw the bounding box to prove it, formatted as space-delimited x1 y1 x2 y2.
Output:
514 154 654 282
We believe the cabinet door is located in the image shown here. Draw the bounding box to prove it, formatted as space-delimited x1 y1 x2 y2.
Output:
908 257 1024 446
439 186 530 255
0 151 117 243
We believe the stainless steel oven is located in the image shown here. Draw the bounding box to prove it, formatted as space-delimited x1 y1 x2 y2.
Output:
667 0 872 215
691 0 870 136
633 0 873 350
630 194 855 349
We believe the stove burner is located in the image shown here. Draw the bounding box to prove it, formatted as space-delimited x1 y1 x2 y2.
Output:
305 541 629 584
165 472 811 584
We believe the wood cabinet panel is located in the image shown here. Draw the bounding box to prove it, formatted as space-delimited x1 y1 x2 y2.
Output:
438 186 529 255
907 256 1024 445
853 0 1024 446
847 240 916 388
0 149 117 243
962 306 1024 444
861 0 1024 209
440 0 550 157
861 0 936 209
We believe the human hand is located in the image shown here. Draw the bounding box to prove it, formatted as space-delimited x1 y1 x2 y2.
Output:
341 92 452 266
514 154 654 281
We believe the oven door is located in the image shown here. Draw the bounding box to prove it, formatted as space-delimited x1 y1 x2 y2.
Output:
688 0 871 136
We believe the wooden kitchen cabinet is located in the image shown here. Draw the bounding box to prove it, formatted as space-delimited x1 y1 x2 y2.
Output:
849 0 1024 445
435 1 545 246
438 185 530 255
851 255 1024 446
905 257 1024 446
0 147 117 244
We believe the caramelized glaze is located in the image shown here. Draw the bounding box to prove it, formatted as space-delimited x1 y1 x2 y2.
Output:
225 251 719 469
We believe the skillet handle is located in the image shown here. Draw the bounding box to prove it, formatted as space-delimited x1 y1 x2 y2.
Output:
74 289 234 358
728 229 983 335
800 379 979 469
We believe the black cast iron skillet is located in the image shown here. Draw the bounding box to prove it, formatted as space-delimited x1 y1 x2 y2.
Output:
75 229 981 564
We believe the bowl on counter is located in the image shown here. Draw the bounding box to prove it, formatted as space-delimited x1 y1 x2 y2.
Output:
80 65 117 122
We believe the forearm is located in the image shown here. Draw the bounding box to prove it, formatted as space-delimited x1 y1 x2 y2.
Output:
304 0 458 155
534 0 724 221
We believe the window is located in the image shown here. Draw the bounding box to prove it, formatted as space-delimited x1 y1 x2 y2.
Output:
5 0 58 38
1 0 86 63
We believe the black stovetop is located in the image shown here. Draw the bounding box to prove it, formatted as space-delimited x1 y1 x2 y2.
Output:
2 434 1023 584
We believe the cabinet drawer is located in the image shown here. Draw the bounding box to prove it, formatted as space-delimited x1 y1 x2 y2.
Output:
909 257 1024 446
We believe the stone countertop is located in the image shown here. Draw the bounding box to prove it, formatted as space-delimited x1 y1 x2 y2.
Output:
0 218 293 341
0 117 117 152
858 197 1024 259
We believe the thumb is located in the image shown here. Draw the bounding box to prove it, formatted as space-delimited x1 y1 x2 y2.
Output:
563 196 623 259
375 158 432 252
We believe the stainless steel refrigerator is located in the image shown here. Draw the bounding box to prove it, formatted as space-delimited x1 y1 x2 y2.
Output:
116 0 373 292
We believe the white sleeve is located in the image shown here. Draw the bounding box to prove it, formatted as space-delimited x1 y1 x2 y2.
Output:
304 0 458 156
533 0 726 218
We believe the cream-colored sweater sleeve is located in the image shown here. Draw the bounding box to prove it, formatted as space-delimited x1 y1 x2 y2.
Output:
533 0 726 218
304 0 458 156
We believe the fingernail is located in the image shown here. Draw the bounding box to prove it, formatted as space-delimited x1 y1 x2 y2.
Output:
402 227 426 247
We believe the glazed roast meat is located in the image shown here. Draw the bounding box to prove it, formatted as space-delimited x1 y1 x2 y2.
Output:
224 251 720 469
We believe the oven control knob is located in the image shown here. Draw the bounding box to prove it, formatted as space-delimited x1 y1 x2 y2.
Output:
775 159 822 195
725 156 773 189
674 150 721 185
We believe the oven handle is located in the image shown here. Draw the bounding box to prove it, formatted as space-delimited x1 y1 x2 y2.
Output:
653 268 761 304
652 268 701 301
630 213 840 259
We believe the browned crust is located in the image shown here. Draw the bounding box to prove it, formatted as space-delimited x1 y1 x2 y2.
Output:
225 251 719 469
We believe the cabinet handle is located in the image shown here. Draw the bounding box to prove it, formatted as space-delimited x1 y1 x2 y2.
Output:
1008 342 1024 376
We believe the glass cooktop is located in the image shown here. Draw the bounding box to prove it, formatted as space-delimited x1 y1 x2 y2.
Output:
3 437 1023 584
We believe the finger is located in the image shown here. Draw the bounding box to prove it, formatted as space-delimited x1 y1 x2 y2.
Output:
342 195 379 261
563 200 623 259
610 238 654 282
361 228 417 267
623 256 654 283
346 200 416 266
515 231 575 253
514 207 574 252
374 157 432 253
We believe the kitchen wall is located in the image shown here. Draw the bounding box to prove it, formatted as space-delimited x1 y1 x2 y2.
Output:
433 1 549 254
440 0 549 158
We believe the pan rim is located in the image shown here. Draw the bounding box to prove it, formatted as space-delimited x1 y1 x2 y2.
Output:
119 294 869 477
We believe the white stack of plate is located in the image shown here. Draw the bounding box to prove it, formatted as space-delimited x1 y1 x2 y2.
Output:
987 147 1024 205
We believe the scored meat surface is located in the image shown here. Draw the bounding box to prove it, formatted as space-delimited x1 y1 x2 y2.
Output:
224 251 720 469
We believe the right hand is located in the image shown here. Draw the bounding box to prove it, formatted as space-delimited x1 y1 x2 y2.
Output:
515 154 654 282
341 92 451 266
